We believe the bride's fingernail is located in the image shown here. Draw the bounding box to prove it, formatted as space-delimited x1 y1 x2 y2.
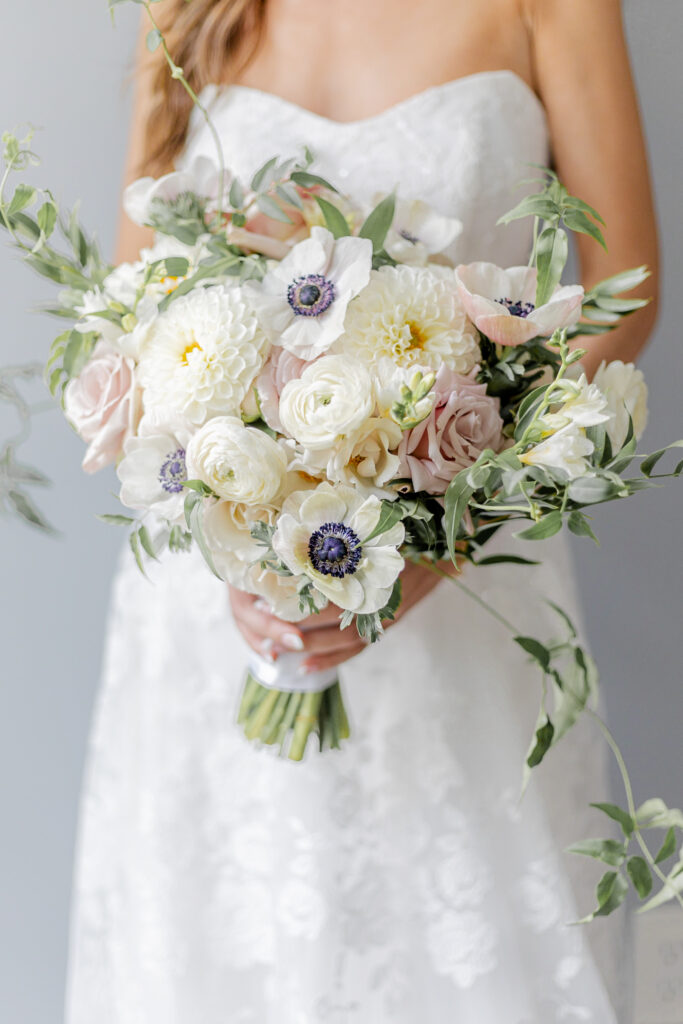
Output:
254 599 270 614
282 632 304 651
297 661 314 676
261 638 275 662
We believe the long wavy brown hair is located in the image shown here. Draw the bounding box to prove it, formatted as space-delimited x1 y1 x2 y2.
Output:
142 0 266 175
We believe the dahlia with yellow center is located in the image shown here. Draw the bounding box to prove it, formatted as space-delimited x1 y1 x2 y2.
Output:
334 264 480 374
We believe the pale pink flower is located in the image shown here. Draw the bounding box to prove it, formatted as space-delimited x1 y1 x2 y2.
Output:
255 347 309 432
399 367 505 494
64 341 138 473
455 262 584 346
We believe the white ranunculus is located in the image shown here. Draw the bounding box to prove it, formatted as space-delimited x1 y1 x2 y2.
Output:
325 417 404 498
272 482 405 615
186 416 288 504
520 424 594 480
334 264 480 374
279 354 373 450
593 359 648 450
541 373 611 432
253 226 373 360
117 411 193 522
138 284 270 425
203 497 276 589
373 194 462 266
123 154 231 226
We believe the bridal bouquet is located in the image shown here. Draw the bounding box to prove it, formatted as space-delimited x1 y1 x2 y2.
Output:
3 22 683 923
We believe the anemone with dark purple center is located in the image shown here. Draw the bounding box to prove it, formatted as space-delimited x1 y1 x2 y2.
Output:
159 447 187 494
496 296 535 318
308 521 362 578
398 228 420 244
287 273 336 317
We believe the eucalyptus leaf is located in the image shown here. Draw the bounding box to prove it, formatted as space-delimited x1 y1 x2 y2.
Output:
627 856 653 899
526 715 554 769
359 194 396 252
590 803 635 838
567 838 627 868
654 827 677 865
314 196 350 238
516 511 563 541
290 170 339 193
256 194 293 224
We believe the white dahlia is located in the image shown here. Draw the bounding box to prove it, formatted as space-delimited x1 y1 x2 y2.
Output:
335 264 480 373
138 285 270 425
272 482 405 614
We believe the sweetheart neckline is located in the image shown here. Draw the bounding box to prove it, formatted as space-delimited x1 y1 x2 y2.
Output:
199 69 546 131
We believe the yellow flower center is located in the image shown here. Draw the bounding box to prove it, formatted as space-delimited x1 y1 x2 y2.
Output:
406 319 428 350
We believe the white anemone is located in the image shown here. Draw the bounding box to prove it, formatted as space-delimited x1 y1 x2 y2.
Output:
334 264 480 374
117 411 193 523
254 226 373 359
455 262 584 347
138 285 270 426
374 194 462 266
272 482 405 614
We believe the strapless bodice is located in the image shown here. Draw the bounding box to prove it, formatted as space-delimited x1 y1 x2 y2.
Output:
177 70 549 266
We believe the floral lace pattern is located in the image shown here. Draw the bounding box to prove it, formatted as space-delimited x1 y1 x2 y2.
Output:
66 73 630 1023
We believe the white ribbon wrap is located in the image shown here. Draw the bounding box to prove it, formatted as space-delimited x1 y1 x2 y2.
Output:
247 651 339 694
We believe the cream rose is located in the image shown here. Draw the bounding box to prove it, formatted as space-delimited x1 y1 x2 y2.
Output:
63 341 138 473
326 417 404 498
186 416 288 504
279 354 373 450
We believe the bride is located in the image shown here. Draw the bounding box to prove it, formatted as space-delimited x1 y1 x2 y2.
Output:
66 0 659 1021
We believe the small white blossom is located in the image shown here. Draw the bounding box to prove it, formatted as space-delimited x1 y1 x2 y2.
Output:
520 424 594 480
593 359 648 450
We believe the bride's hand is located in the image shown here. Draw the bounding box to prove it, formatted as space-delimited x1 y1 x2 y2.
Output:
228 559 458 675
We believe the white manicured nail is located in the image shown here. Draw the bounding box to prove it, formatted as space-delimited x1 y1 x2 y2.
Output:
254 599 270 614
261 638 275 662
282 632 304 651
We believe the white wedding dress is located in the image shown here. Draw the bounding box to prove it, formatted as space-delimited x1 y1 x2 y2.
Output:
66 71 631 1023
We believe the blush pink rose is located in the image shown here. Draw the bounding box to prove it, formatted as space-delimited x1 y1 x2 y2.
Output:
255 347 308 432
64 341 138 473
398 367 505 494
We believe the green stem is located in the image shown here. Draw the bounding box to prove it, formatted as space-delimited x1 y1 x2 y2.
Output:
289 691 323 762
586 708 683 912
143 3 226 218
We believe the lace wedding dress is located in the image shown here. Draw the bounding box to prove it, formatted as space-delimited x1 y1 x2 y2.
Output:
66 71 631 1023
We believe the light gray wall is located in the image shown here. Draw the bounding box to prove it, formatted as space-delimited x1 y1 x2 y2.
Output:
0 3 680 1022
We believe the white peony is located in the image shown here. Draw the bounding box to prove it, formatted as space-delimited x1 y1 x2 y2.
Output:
272 482 405 614
137 285 270 425
520 424 594 480
279 354 373 450
593 359 648 450
186 416 287 504
117 411 193 522
253 226 373 359
375 194 462 266
334 264 480 373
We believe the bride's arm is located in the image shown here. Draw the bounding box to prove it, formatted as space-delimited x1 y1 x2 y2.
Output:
527 0 660 377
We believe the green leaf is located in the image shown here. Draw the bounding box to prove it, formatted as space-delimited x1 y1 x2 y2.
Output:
593 870 629 919
590 265 650 297
7 184 36 216
636 798 683 830
137 524 158 561
514 636 551 672
364 499 405 542
275 182 302 210
562 209 607 250
567 838 627 868
516 511 563 541
188 498 222 579
290 170 339 193
526 715 555 769
567 510 599 544
378 578 402 622
229 177 245 209
590 802 635 838
36 201 57 238
146 27 162 51
444 472 475 561
250 156 279 193
641 440 683 477
97 513 135 527
474 554 539 567
497 194 560 225
7 490 54 533
655 827 677 865
563 195 605 225
535 226 569 307
129 529 147 578
567 476 621 505
627 856 653 899
314 196 350 238
256 194 293 224
359 194 396 252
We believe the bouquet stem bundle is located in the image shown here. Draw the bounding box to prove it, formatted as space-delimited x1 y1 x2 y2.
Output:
237 673 349 760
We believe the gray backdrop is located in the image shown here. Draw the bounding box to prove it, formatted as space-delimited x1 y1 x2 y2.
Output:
0 3 680 1021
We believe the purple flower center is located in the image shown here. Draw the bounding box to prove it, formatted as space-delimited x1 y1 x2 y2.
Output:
399 228 419 244
287 273 335 317
308 521 362 578
497 297 535 318
159 447 187 494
